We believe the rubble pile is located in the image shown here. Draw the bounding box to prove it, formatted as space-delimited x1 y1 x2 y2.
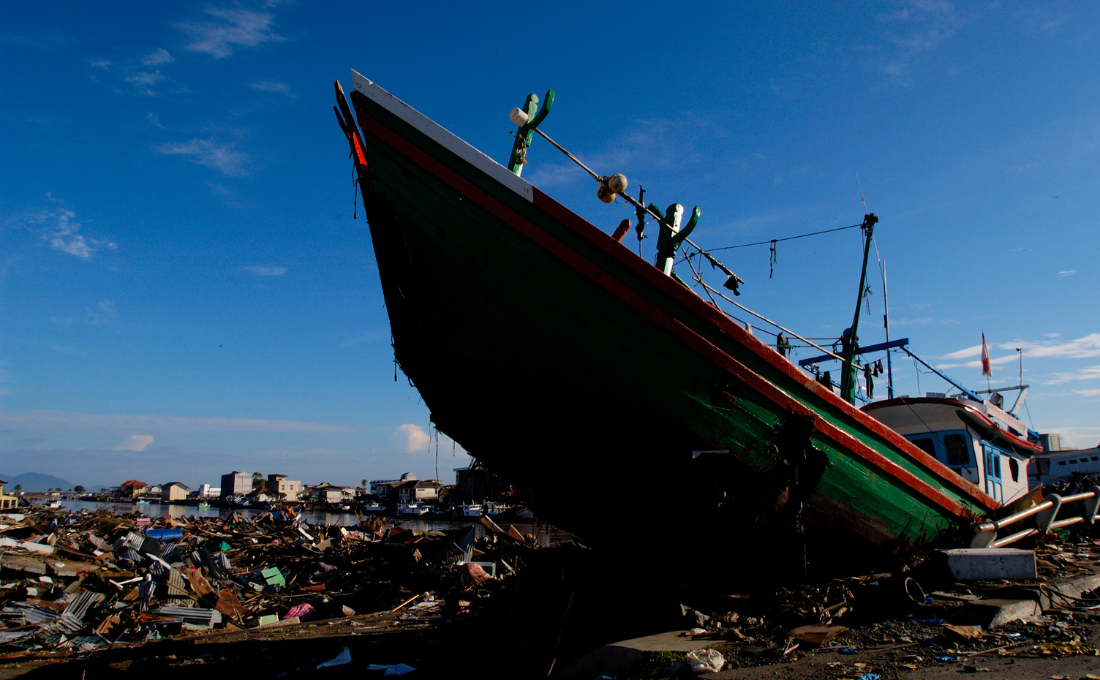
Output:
0 506 540 659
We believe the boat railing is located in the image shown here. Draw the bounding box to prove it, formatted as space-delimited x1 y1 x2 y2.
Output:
971 485 1100 548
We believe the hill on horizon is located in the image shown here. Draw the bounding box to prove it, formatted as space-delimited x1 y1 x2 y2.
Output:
0 472 77 492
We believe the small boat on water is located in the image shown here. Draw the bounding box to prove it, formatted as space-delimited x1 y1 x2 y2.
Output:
397 502 431 516
458 503 484 518
362 501 387 513
333 71 1005 566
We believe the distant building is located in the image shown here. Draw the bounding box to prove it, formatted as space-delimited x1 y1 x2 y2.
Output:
395 479 444 503
0 480 17 510
118 480 149 499
220 471 252 498
371 472 418 501
454 464 512 500
320 486 354 504
161 482 190 502
267 474 302 502
197 484 221 498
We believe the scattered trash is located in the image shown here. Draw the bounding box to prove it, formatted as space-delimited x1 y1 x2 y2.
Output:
316 646 352 668
366 663 417 675
684 648 724 673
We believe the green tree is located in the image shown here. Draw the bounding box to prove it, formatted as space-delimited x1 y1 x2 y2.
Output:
74 485 86 493
14 484 22 492
252 471 265 489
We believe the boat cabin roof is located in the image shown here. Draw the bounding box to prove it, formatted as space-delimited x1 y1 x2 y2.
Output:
863 396 1041 458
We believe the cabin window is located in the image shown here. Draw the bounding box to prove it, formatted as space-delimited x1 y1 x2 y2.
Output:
1058 461 1066 465
1008 458 1019 482
943 434 971 466
911 438 937 458
1070 459 1077 464
1092 456 1099 461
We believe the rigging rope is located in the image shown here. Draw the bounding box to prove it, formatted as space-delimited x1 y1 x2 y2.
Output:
708 222 863 252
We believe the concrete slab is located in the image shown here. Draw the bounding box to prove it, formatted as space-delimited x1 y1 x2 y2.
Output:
555 630 715 679
939 548 1037 580
962 598 1043 628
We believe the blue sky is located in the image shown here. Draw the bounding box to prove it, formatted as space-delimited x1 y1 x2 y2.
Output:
2 1 1098 491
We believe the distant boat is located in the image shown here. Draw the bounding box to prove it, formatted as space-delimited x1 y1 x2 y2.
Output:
333 71 1002 561
197 501 211 509
397 502 431 516
458 503 484 518
362 501 387 513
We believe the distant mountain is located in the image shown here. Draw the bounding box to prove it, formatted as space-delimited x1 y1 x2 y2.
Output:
0 472 76 492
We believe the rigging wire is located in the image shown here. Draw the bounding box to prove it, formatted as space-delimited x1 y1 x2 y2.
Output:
707 222 863 252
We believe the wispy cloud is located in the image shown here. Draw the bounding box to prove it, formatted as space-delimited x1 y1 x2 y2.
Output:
937 354 1018 370
114 435 154 451
86 299 117 325
155 138 250 176
147 112 165 128
1002 333 1100 359
250 80 294 97
870 1 961 78
1046 364 1100 385
941 344 981 360
1058 270 1077 277
177 7 283 58
241 265 286 277
31 196 116 260
0 410 356 434
1073 388 1100 398
395 423 430 454
891 317 960 327
141 48 175 66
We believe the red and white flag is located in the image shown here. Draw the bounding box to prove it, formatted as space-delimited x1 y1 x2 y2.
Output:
980 333 992 378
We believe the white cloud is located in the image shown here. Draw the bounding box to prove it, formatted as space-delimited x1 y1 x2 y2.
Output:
940 344 982 360
1058 270 1077 277
141 48 174 66
90 59 111 69
936 354 1019 370
1002 333 1100 359
1073 388 1100 397
1046 364 1100 385
147 112 164 128
177 8 283 58
250 80 293 96
396 423 431 454
31 198 116 260
126 70 166 87
0 410 356 434
114 435 154 451
242 265 286 277
155 138 250 176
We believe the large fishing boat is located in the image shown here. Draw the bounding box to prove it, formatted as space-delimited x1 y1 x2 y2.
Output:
332 70 1004 568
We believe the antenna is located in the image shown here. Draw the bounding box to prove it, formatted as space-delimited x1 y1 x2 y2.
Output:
855 170 867 213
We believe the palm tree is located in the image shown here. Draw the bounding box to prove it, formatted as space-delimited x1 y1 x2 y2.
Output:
14 484 22 493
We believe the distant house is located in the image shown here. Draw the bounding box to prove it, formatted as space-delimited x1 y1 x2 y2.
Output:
267 474 302 502
161 482 190 502
371 472 419 501
0 480 17 510
220 471 253 498
395 479 444 503
321 486 354 504
148 484 163 496
197 484 221 498
118 480 148 499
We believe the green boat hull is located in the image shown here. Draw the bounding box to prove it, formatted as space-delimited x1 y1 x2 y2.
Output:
337 74 998 567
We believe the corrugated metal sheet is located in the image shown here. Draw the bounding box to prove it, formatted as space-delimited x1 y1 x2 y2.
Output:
164 568 189 602
63 590 103 621
151 605 222 628
39 612 84 634
120 547 143 563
